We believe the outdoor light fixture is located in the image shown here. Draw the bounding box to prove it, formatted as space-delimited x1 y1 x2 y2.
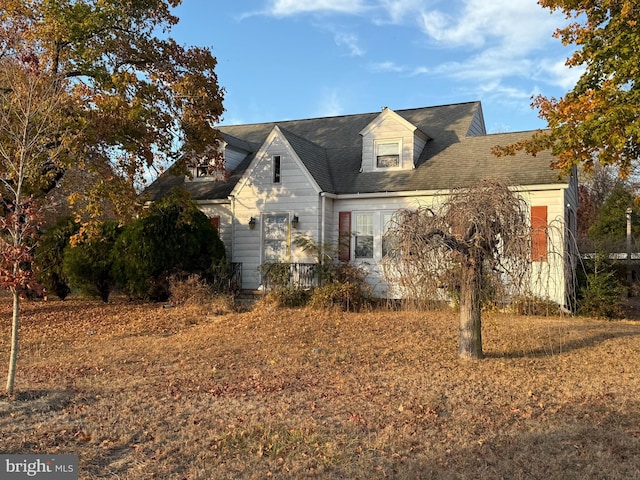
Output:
291 215 299 229
249 217 256 230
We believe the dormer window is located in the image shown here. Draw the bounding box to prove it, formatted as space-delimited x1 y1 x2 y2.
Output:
376 140 401 169
196 165 210 178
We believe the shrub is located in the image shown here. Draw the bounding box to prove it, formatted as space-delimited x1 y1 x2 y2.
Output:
112 188 226 301
508 295 564 316
259 262 293 289
168 273 235 315
63 220 122 302
264 285 310 308
34 216 79 300
309 281 364 312
577 254 625 319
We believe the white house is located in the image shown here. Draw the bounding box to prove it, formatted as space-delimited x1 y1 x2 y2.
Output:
145 101 578 306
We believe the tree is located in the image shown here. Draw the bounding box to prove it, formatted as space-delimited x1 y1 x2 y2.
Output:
0 58 70 395
1 0 225 219
112 188 226 301
1 0 223 394
576 165 624 251
34 216 79 300
384 180 531 359
494 1 640 177
588 183 639 251
63 220 122 302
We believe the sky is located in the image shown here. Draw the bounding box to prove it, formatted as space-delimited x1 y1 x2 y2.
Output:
169 0 582 134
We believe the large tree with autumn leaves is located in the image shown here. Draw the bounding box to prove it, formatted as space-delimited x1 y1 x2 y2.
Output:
1 0 225 218
494 1 640 177
0 0 224 395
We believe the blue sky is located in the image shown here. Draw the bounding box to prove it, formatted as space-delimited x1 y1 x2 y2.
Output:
170 0 581 133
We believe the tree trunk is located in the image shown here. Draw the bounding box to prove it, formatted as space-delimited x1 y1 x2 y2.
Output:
458 258 483 359
6 290 20 395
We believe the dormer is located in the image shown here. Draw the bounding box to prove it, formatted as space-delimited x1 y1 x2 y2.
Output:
187 134 252 181
359 107 429 173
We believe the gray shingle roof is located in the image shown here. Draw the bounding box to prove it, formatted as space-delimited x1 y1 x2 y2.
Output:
143 101 565 202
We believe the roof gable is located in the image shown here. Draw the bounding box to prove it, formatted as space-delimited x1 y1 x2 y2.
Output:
230 125 322 197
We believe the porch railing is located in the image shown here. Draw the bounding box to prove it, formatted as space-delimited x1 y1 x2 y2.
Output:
261 263 320 290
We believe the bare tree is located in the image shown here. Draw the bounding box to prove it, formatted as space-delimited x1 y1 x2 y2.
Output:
0 57 70 395
384 180 531 359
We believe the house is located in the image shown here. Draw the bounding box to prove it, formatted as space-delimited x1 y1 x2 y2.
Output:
144 101 578 306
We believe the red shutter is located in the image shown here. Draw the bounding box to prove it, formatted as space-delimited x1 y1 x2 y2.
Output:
338 212 351 262
531 206 547 262
210 216 220 231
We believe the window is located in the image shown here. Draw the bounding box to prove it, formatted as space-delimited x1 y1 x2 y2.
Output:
263 214 289 262
209 216 220 231
531 206 548 262
376 140 400 168
355 213 374 259
273 155 281 183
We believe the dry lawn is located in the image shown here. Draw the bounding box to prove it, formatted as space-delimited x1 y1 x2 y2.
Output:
0 297 639 479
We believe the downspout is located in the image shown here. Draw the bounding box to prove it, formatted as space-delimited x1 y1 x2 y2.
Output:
229 195 236 262
320 192 327 263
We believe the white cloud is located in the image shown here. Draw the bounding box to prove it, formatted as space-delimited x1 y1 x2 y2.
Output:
377 0 426 24
419 0 559 53
335 32 365 56
266 0 368 16
316 89 344 117
369 61 407 73
540 58 585 91
415 0 578 93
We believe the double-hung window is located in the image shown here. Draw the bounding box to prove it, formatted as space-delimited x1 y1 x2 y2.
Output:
376 140 400 169
354 213 374 259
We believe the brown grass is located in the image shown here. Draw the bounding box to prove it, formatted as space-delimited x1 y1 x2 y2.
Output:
1 297 639 479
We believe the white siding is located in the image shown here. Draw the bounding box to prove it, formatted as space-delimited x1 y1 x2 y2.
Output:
232 132 322 289
325 186 573 305
197 202 233 257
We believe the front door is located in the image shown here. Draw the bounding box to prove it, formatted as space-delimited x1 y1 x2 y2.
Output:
262 214 290 262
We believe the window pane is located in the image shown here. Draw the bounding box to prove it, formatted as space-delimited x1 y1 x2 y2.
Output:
356 213 373 235
377 142 398 155
273 156 281 183
377 155 399 168
355 236 373 258
355 213 373 258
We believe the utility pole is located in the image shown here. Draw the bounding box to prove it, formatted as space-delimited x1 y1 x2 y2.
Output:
626 208 632 288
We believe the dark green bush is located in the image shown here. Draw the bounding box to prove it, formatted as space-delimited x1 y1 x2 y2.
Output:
577 254 626 318
63 220 122 302
112 188 226 301
34 216 79 300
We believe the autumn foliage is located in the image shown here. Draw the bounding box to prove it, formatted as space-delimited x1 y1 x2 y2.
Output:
494 1 640 176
